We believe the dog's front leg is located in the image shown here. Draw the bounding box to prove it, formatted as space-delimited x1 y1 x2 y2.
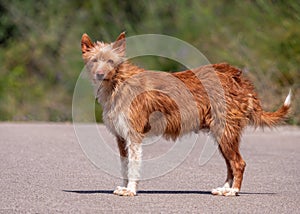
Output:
114 136 142 196
115 137 128 187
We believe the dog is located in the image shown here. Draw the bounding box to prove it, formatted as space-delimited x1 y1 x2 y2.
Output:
81 32 291 196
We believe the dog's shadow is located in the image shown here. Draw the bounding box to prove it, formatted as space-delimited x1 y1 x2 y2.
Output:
63 189 275 196
63 190 210 195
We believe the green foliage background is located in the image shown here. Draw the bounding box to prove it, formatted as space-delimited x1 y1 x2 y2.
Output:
0 0 299 124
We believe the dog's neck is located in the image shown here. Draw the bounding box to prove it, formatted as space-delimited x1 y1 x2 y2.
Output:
112 61 145 86
96 61 145 105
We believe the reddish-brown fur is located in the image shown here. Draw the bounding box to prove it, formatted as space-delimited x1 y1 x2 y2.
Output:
81 32 291 196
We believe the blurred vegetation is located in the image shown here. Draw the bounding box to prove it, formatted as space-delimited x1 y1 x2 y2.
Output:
0 0 299 124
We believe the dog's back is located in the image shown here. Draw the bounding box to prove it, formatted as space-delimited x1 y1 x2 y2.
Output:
124 62 290 140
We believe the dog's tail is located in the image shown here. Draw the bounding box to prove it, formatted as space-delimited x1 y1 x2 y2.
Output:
253 90 292 127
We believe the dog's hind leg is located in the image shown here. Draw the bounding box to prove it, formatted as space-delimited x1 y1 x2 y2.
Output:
114 135 142 196
211 129 246 196
219 147 234 189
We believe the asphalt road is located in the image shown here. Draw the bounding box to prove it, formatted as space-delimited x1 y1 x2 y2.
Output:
0 123 299 213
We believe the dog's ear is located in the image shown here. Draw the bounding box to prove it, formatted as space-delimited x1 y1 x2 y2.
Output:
113 32 126 56
81 33 94 54
115 31 126 41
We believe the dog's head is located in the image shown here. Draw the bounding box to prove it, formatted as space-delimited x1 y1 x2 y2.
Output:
81 32 126 83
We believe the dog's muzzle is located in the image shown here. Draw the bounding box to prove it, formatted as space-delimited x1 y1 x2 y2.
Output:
96 73 105 80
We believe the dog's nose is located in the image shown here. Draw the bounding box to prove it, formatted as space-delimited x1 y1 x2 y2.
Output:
96 73 105 80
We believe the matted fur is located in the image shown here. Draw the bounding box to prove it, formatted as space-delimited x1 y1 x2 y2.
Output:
81 32 291 196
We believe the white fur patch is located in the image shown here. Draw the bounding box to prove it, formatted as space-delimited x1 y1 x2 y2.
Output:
114 112 130 139
127 181 137 193
223 181 232 189
211 186 239 196
113 186 136 196
284 89 292 107
127 140 142 181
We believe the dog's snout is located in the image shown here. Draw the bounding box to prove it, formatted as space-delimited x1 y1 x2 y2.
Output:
96 73 105 80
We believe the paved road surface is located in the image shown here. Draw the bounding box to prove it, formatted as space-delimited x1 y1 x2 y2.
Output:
0 123 299 213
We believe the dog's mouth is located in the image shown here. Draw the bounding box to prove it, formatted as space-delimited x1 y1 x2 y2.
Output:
95 73 109 81
96 73 105 80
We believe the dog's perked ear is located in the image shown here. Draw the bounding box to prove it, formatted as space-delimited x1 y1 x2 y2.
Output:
112 32 126 57
81 33 94 54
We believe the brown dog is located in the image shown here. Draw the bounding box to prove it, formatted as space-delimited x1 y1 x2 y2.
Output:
81 32 291 196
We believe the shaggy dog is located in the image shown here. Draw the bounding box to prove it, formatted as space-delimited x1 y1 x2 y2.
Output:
81 32 291 196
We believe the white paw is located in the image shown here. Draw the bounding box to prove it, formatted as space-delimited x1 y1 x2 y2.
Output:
211 187 239 196
113 186 136 196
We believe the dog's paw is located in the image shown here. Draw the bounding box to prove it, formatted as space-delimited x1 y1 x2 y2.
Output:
113 186 136 196
211 187 239 196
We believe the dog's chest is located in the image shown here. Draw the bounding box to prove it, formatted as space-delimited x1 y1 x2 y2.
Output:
102 105 130 139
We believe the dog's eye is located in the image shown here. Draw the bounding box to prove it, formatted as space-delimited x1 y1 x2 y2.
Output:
107 59 114 64
92 58 98 63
